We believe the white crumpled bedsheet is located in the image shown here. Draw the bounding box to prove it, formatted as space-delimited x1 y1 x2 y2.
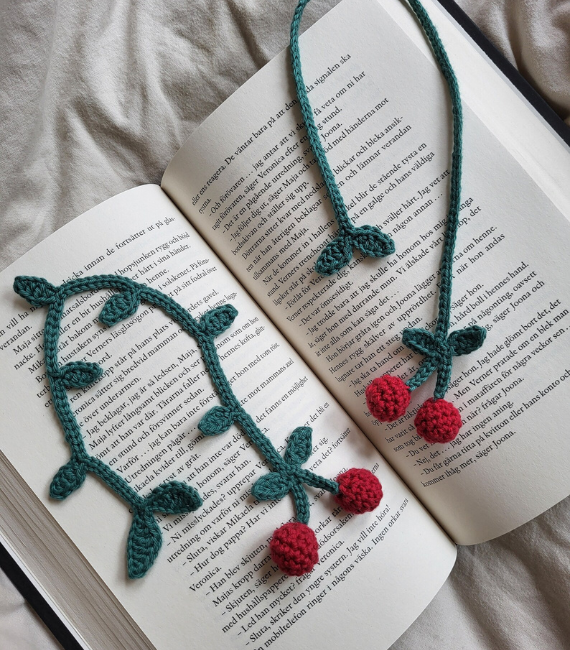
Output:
1 1 569 648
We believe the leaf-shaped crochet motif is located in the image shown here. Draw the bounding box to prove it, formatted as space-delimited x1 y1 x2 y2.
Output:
402 328 438 356
351 225 395 258
13 276 58 307
127 508 162 579
58 361 104 389
284 427 313 466
198 406 236 436
99 290 140 327
448 325 487 356
251 472 291 502
146 481 202 514
315 236 352 276
49 459 87 500
199 304 238 338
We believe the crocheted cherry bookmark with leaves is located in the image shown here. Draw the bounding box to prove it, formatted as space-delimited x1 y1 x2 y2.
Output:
14 274 382 578
365 1 486 443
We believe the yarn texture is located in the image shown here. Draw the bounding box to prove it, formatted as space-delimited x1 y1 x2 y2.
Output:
270 523 319 576
364 1 487 442
14 274 381 578
415 399 462 444
335 469 383 514
366 375 411 422
290 0 395 276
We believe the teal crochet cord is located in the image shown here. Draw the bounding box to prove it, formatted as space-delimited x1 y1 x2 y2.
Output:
290 0 395 275
14 275 382 578
400 0 485 399
364 1 486 444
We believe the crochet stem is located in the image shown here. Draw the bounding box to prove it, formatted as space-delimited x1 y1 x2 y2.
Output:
401 1 463 399
234 412 287 470
290 0 354 234
405 356 439 392
407 0 463 343
434 356 453 399
86 456 144 507
291 482 311 524
296 468 339 495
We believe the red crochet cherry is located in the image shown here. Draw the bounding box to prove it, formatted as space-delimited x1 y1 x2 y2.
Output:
270 523 319 576
335 468 383 514
415 398 462 444
366 375 411 422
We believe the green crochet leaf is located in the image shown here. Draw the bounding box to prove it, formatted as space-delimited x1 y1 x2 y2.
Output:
198 405 236 436
146 481 202 514
127 508 162 579
402 328 438 356
251 472 291 502
49 459 87 500
284 427 313 466
199 304 238 338
448 325 487 356
315 235 353 276
13 276 58 307
351 225 395 258
59 361 104 389
99 290 140 326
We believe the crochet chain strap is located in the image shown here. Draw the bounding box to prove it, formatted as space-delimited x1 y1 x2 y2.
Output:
290 0 396 276
400 0 467 399
407 0 463 342
291 0 464 372
290 0 353 234
364 1 486 445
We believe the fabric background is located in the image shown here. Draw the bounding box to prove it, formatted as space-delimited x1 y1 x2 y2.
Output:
1 1 569 648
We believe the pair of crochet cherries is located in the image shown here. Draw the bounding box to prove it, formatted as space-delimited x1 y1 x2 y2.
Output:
270 468 382 576
366 374 462 444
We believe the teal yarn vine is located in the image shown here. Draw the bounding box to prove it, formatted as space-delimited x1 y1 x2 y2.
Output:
364 1 486 444
290 0 395 276
14 274 382 578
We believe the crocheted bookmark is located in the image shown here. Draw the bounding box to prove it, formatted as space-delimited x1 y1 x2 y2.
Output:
365 0 486 443
14 274 383 578
290 0 395 276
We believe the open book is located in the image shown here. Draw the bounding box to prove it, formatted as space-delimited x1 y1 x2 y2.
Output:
1 0 569 648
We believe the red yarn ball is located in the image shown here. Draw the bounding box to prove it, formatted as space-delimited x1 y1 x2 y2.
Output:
270 523 319 576
335 468 383 514
415 398 462 444
366 375 411 422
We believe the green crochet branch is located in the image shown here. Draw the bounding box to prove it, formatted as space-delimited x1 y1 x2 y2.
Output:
13 274 356 579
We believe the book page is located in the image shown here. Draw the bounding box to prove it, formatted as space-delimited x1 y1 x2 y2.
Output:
0 185 455 650
388 0 570 219
161 0 570 544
